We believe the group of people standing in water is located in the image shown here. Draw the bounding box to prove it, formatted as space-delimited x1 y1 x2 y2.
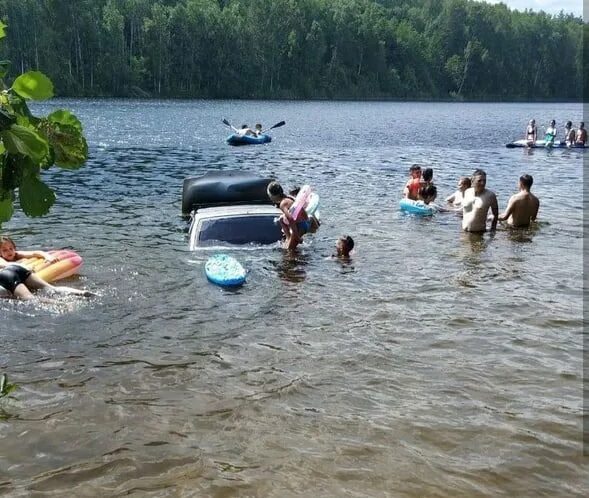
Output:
403 165 539 232
525 118 586 147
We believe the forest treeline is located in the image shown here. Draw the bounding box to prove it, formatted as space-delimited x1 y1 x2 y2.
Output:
0 0 585 100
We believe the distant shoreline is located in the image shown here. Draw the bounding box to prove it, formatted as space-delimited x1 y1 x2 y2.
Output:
43 95 586 104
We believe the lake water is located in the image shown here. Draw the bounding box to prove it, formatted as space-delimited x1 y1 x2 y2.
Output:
0 100 585 497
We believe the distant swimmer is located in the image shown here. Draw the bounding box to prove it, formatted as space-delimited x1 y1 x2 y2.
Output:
334 235 355 259
498 174 539 228
575 122 586 146
446 176 471 208
525 119 537 146
461 169 498 232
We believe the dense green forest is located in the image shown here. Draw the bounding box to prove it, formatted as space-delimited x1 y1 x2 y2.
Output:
0 0 584 100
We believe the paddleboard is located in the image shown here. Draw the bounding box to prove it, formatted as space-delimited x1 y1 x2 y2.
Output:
205 254 246 287
506 139 587 149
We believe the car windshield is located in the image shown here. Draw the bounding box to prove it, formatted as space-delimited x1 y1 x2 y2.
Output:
197 214 283 246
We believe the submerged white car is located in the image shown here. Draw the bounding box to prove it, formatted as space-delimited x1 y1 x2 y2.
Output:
183 171 283 249
188 204 283 249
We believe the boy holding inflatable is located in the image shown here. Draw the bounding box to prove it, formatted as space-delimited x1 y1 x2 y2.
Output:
267 182 309 250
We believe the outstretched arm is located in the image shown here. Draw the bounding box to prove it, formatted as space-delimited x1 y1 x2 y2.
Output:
498 197 514 222
15 250 55 262
490 194 499 230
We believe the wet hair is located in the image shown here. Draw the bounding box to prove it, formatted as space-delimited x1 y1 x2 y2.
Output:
289 186 300 197
341 235 354 252
422 168 433 182
409 164 421 172
566 121 572 128
267 181 284 198
459 177 472 188
419 184 437 201
0 236 15 248
472 169 486 178
520 174 533 189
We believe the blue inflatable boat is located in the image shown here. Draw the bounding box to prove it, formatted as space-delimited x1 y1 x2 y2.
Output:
227 133 272 146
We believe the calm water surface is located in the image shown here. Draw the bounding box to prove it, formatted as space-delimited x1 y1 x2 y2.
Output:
0 100 585 497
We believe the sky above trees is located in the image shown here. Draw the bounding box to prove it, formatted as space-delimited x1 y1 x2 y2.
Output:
484 0 583 16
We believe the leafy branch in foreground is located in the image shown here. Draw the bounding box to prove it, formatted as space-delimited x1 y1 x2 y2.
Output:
0 373 16 398
0 20 88 227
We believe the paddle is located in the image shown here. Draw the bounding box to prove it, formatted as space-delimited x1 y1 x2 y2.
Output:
262 120 286 134
222 118 239 132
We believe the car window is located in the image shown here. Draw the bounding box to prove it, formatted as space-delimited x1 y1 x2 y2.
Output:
197 214 283 246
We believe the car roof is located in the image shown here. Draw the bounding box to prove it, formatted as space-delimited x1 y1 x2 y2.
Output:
192 204 281 218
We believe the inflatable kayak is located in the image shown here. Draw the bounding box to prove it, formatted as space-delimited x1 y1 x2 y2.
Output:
506 139 588 149
227 133 271 146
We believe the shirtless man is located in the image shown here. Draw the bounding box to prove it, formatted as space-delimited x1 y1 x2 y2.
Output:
461 169 498 232
498 174 539 228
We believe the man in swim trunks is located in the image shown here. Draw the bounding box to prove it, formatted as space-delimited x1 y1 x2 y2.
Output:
461 169 498 232
498 174 539 228
525 119 537 146
403 165 422 200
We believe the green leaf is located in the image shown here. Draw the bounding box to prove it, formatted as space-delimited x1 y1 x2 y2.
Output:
47 110 82 132
12 71 54 101
1 125 49 162
0 60 10 79
19 176 55 217
38 120 87 168
0 196 14 223
0 21 6 40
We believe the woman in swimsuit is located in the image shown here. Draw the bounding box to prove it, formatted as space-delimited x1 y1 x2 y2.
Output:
525 119 537 146
0 236 94 300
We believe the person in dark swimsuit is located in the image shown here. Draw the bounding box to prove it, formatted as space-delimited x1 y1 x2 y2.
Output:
525 119 537 146
0 236 95 300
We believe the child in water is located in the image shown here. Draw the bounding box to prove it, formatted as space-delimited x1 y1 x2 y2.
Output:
334 235 355 258
403 165 422 200
267 181 310 250
421 168 434 188
0 236 95 300
419 184 437 206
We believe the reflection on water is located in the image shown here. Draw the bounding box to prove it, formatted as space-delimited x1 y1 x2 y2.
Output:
0 100 585 497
